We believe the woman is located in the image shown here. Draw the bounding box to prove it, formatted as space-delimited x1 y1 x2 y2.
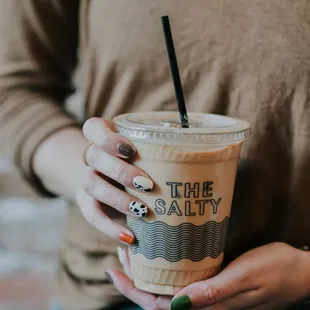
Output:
0 1 309 309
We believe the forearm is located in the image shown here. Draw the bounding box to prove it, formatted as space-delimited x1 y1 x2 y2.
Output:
33 127 89 200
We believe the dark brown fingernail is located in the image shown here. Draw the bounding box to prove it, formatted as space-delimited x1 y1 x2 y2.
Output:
117 143 136 158
104 271 114 284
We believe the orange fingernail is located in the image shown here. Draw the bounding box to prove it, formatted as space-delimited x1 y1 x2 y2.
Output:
118 232 135 245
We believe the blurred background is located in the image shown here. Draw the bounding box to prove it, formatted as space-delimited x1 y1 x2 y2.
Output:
0 156 67 310
0 95 82 310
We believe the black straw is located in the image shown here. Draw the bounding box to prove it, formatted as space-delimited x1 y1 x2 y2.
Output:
161 16 189 128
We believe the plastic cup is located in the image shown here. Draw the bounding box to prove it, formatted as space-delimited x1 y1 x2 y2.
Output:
114 112 251 295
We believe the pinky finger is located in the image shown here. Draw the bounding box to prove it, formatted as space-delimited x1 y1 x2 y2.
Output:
76 189 135 245
106 269 172 310
117 247 132 278
107 269 157 309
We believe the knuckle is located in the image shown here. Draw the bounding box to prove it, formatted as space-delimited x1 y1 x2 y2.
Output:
86 145 101 167
114 163 129 183
99 134 109 148
109 193 122 208
239 268 253 284
203 286 220 305
84 171 97 194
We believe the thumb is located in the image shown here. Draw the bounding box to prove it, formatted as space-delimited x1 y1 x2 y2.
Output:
169 265 250 310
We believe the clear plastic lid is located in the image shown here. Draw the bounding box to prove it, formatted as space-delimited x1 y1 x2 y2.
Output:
114 112 251 145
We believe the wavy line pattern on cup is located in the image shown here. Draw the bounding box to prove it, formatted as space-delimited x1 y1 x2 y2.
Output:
127 217 230 262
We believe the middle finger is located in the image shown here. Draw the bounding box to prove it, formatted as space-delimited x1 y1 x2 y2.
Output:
85 144 153 192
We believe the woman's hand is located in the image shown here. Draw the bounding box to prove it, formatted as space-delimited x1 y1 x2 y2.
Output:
107 247 172 310
107 243 310 310
77 117 153 245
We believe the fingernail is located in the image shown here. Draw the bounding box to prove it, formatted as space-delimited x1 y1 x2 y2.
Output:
117 143 136 158
118 232 135 245
129 201 148 217
117 246 124 265
170 296 192 310
133 176 153 192
104 271 114 284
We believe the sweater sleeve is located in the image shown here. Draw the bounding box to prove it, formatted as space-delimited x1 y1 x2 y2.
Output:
0 0 80 196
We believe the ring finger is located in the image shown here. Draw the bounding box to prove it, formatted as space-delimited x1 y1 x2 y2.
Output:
84 170 148 217
76 188 135 244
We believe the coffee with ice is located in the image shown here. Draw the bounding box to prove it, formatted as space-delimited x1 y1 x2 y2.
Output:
114 112 251 295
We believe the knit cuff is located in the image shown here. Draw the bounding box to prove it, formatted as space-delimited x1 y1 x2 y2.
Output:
16 109 79 197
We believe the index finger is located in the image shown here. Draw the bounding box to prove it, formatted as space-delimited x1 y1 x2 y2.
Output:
83 118 136 158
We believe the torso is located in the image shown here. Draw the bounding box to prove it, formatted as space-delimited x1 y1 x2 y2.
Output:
57 1 310 307
78 0 310 253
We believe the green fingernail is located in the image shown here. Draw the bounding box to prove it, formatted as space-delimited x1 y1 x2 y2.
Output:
170 295 192 310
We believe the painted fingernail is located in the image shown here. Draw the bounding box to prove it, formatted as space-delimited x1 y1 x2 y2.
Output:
133 176 153 192
129 201 148 217
118 232 135 245
170 296 192 310
104 271 114 284
117 143 136 158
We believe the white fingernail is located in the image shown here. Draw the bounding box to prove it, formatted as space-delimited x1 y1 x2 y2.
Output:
117 246 124 265
133 176 153 192
129 201 148 217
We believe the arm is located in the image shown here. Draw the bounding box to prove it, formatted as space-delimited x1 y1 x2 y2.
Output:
0 0 154 245
0 0 80 197
33 127 88 200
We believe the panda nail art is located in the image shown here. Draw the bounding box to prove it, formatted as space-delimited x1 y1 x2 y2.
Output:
133 176 153 192
129 201 148 217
